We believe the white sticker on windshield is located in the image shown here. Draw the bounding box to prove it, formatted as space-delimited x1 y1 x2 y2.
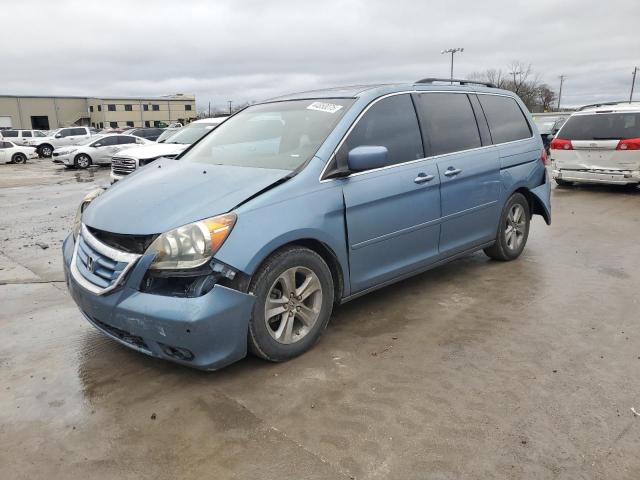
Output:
307 102 343 114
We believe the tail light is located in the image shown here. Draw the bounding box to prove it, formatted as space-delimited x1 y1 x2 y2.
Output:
616 138 640 150
540 147 549 166
550 138 573 150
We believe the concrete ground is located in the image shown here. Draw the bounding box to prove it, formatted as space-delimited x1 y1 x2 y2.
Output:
1 159 640 480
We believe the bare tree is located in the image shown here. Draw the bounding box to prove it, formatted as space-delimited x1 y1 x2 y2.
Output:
469 61 557 112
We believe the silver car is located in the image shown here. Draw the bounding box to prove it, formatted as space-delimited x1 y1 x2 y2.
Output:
52 134 150 169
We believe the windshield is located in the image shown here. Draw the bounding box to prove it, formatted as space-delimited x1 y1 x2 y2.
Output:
77 135 104 146
559 112 640 140
156 128 177 143
164 123 219 145
183 99 354 171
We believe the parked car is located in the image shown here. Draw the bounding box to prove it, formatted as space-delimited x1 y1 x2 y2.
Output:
0 129 49 146
531 113 570 154
52 134 150 169
121 127 165 141
26 126 92 157
550 101 640 186
0 140 38 163
154 127 180 143
64 80 551 370
110 117 227 182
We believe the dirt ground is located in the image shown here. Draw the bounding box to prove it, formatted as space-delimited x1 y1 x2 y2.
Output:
1 159 640 480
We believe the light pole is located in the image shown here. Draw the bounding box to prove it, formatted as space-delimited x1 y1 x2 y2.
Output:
509 69 522 93
557 75 566 111
630 67 638 103
228 100 233 115
441 48 464 83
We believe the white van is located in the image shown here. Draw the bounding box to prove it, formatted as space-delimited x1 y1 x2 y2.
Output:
551 101 640 186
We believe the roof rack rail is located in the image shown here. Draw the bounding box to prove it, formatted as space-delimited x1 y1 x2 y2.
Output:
577 100 640 111
415 77 497 88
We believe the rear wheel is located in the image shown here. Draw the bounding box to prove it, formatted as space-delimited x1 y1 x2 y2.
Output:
38 144 53 157
484 192 530 261
555 178 573 187
74 154 91 169
11 153 27 164
248 246 334 362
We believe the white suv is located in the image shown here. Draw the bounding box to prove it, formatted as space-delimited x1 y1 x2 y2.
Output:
0 129 49 146
26 126 92 157
110 117 227 183
550 101 640 186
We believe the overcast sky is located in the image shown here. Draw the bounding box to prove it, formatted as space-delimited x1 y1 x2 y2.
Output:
1 0 638 110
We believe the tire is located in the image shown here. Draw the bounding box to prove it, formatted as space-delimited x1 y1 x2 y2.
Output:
11 153 27 164
248 246 335 362
74 154 91 169
484 192 531 261
38 144 53 158
555 178 573 187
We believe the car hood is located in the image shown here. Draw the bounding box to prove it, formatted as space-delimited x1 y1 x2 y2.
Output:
83 158 291 235
116 142 188 159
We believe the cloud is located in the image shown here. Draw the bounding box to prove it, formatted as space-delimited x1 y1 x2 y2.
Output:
1 0 638 109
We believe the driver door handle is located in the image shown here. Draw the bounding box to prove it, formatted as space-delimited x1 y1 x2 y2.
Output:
444 167 462 177
414 173 435 184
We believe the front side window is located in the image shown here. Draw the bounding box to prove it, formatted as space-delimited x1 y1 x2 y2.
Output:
71 128 86 135
478 94 532 144
184 98 354 171
59 129 74 137
338 94 424 168
416 93 481 156
558 113 640 140
34 131 47 137
94 136 118 147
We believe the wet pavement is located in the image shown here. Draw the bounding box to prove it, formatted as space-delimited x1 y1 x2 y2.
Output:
2 160 640 479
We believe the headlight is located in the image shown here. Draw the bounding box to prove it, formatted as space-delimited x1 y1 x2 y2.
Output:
73 188 105 240
145 213 236 270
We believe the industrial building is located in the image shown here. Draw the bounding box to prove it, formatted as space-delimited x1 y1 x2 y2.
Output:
0 94 197 130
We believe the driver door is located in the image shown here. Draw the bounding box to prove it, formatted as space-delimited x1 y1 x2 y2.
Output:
338 94 442 293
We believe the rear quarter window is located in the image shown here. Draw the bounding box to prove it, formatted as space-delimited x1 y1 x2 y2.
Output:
478 94 532 144
2 130 18 137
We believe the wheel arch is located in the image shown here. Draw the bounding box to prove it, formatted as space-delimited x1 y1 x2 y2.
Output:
239 238 345 304
512 186 551 225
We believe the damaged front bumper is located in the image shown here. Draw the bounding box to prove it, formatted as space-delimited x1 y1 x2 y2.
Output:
62 234 255 370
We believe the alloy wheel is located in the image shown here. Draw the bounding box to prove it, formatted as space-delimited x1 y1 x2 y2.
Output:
505 203 526 250
264 266 323 344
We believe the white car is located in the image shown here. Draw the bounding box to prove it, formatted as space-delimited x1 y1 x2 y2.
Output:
551 101 640 186
110 117 227 182
0 129 49 146
52 134 151 169
0 140 38 164
26 126 92 158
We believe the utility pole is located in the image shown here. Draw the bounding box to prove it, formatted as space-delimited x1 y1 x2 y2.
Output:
441 48 464 83
208 101 211 117
509 69 522 94
228 100 233 115
557 75 566 111
631 67 638 103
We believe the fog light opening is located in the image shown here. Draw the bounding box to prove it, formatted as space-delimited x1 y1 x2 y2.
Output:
160 344 194 361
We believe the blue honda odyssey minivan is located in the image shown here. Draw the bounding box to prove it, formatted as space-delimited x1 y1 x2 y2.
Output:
63 79 551 370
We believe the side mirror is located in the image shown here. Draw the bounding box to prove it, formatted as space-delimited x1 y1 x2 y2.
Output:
347 146 389 172
54 133 62 138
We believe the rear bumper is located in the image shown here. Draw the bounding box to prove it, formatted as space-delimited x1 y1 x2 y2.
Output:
552 168 640 185
62 234 255 370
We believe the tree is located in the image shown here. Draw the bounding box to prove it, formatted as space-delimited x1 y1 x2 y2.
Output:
469 61 557 112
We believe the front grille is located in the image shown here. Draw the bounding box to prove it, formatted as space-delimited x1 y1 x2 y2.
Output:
111 156 136 176
71 225 141 295
52 152 60 157
76 236 128 289
88 227 156 254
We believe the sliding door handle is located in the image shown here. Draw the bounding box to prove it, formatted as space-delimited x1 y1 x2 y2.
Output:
444 167 462 177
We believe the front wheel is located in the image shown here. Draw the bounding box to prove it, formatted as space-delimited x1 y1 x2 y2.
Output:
484 193 530 261
248 246 334 362
74 154 91 169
